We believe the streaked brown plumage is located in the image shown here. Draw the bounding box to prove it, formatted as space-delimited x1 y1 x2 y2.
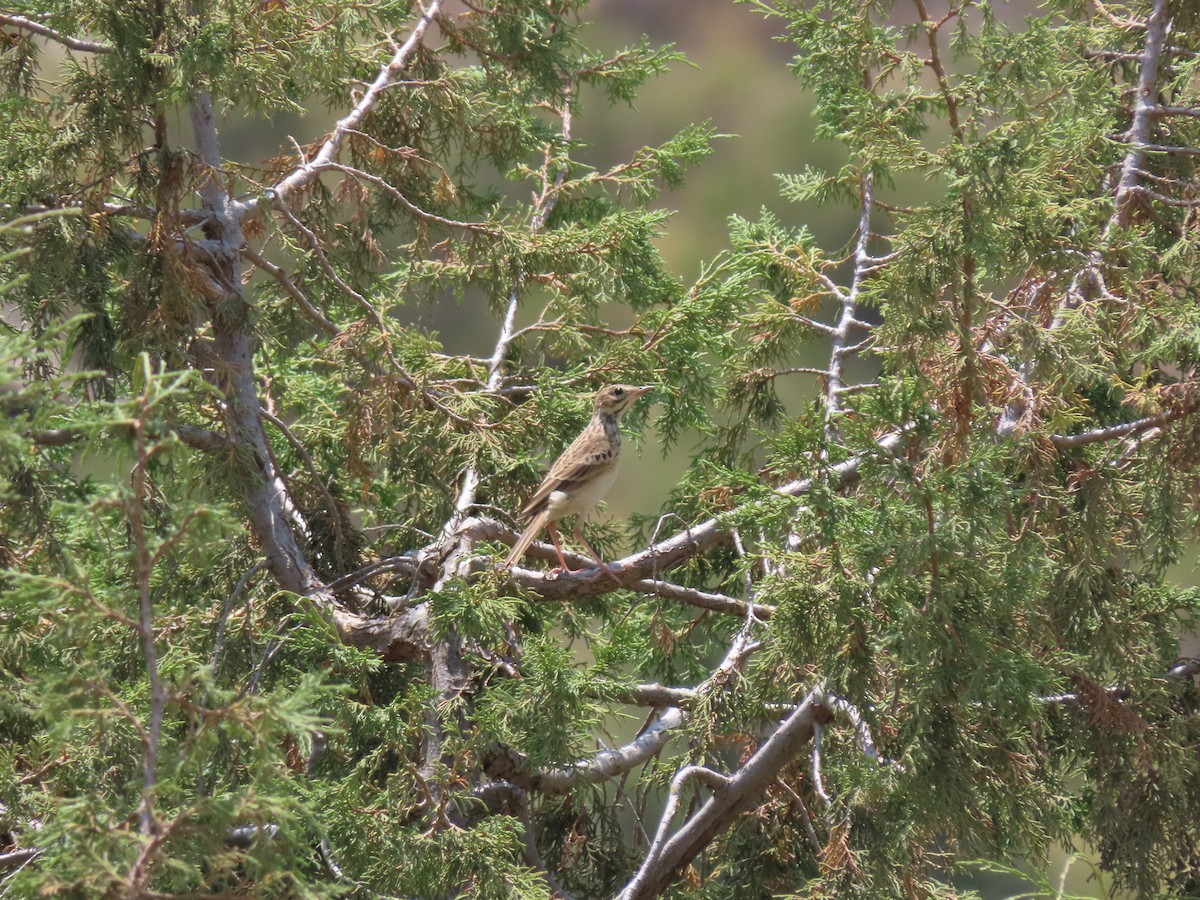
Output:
505 384 653 573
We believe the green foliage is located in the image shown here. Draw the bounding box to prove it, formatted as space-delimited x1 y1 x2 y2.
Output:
4 0 1200 898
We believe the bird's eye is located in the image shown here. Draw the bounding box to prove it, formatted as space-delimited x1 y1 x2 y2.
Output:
613 387 625 397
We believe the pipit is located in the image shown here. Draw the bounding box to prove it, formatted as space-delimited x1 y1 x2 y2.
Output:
504 384 653 575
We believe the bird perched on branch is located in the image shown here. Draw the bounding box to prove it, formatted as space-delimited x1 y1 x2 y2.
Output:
504 384 653 575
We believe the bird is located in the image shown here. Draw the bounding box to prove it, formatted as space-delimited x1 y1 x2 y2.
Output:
504 384 653 575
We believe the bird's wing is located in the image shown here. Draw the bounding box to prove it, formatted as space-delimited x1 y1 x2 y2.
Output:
520 435 617 518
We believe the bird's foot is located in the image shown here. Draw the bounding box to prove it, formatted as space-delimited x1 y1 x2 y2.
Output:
581 562 623 584
544 562 621 584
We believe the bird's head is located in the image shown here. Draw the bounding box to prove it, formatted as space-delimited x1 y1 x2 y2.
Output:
592 383 653 418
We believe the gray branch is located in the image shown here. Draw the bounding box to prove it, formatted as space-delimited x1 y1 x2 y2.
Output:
0 13 113 53
534 623 762 794
1109 0 1175 234
259 0 447 209
998 0 1174 438
441 84 573 537
615 691 833 900
824 169 877 443
1048 401 1199 450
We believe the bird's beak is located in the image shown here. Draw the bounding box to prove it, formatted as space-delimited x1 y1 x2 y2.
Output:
631 385 654 398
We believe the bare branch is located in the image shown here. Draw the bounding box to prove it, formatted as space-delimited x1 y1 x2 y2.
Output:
212 560 267 669
261 0 447 208
27 427 82 446
825 168 877 443
1091 0 1145 29
617 691 835 900
535 623 762 793
810 723 832 807
1115 142 1200 156
26 422 225 451
534 707 686 794
1049 402 1199 450
261 408 351 571
998 0 1174 438
1109 0 1173 233
0 13 113 53
1129 184 1200 207
267 191 392 335
1146 104 1200 119
775 777 823 855
440 84 573 537
814 688 903 772
607 428 908 579
620 766 729 900
510 553 772 619
0 847 40 870
791 313 838 336
754 366 830 381
326 555 418 593
173 424 228 453
595 682 699 708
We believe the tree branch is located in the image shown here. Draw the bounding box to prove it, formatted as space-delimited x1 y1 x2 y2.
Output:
825 166 877 443
619 765 729 900
0 13 113 53
533 624 762 794
617 690 834 900
311 161 494 233
998 0 1174 438
260 0 447 209
1109 0 1174 233
1048 401 1198 450
440 84 573 537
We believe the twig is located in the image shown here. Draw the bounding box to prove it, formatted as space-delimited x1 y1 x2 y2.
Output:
775 778 823 855
260 409 347 569
439 83 573 539
596 682 699 708
267 191 392 335
241 245 340 336
1146 104 1200 119
212 560 266 669
825 167 877 443
814 688 903 771
311 161 494 233
998 0 1173 437
1091 0 1145 29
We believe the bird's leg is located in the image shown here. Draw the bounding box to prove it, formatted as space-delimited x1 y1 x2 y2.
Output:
547 522 573 574
573 523 622 584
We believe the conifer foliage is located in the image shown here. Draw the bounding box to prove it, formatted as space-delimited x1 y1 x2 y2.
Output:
2 0 1200 897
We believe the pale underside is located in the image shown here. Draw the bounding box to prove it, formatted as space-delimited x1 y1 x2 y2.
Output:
540 462 619 523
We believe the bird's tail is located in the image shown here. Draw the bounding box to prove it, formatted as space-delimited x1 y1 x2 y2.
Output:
504 509 549 569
